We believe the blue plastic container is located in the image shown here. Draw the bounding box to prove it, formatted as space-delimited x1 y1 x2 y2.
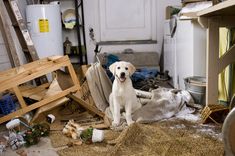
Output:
0 94 16 115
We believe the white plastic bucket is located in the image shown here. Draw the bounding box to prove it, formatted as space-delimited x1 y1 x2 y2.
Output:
92 129 104 143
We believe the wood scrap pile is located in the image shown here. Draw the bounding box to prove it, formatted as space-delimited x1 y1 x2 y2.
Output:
0 55 109 129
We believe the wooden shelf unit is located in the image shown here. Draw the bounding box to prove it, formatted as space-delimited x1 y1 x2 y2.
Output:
197 0 235 106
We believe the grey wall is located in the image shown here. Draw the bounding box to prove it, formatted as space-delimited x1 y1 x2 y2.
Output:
0 30 12 71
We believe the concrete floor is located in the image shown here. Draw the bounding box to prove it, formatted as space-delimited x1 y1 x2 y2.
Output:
3 137 58 156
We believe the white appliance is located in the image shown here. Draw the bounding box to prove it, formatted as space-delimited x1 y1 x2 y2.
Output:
164 19 206 89
26 4 63 59
163 20 177 88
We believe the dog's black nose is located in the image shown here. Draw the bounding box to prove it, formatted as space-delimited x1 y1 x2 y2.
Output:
120 72 125 78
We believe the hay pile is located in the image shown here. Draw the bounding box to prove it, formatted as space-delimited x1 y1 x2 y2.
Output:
108 123 223 156
50 131 72 148
52 121 224 156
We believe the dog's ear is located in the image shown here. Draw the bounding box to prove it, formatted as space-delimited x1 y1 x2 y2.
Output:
127 62 136 76
109 62 118 75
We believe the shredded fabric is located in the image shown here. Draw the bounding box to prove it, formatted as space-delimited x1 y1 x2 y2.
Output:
85 62 196 127
86 62 112 112
105 87 195 127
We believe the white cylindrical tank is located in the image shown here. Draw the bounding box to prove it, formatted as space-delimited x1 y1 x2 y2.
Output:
26 4 63 59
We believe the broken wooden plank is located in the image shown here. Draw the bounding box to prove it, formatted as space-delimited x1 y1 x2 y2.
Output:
18 84 36 92
219 44 235 73
0 56 71 92
31 97 69 123
0 56 66 82
31 78 70 123
78 65 90 83
19 83 50 99
69 93 105 118
68 64 80 87
29 90 47 101
78 81 96 106
0 85 79 124
0 56 80 124
13 86 27 108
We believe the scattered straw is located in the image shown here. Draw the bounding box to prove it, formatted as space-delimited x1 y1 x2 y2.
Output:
49 131 72 148
52 121 224 156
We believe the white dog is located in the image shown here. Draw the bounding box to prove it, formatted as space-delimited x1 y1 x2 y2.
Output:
109 61 141 126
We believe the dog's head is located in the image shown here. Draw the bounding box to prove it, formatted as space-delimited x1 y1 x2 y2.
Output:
109 61 136 83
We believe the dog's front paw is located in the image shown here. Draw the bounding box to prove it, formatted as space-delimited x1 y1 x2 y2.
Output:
112 121 120 127
127 120 135 126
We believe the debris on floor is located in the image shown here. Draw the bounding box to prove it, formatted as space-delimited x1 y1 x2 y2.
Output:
55 121 224 156
24 123 50 147
16 149 27 156
201 104 229 124
0 56 108 155
0 55 231 155
0 145 6 155
62 120 84 140
0 56 80 125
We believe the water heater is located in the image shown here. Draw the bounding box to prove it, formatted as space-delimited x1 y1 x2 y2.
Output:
26 4 63 59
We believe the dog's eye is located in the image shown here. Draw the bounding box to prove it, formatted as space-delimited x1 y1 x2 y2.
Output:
125 67 128 70
117 67 120 69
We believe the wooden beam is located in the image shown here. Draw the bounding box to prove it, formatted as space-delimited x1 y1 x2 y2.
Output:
219 44 235 73
19 83 50 97
13 86 27 108
197 0 235 17
206 18 220 105
0 57 56 81
0 57 70 92
68 64 80 87
198 16 235 28
0 85 79 124
0 0 20 67
19 83 50 101
0 56 65 77
69 93 105 118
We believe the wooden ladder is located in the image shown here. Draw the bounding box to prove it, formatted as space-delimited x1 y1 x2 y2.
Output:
0 0 20 67
2 0 47 84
